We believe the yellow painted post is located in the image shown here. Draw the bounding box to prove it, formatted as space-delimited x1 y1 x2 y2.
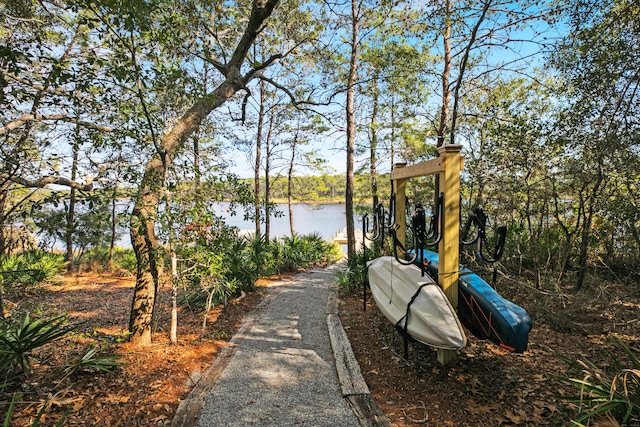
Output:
393 163 407 249
437 144 462 365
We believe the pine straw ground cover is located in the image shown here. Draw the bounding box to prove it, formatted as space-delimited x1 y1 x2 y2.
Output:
1 272 270 426
2 267 639 426
339 267 640 427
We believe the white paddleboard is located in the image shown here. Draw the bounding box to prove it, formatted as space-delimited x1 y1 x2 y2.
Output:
367 256 466 350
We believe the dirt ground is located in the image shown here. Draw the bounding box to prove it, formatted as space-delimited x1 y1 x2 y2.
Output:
2 272 269 426
339 268 640 427
2 266 639 426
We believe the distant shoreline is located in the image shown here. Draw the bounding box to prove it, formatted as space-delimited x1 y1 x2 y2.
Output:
265 199 375 206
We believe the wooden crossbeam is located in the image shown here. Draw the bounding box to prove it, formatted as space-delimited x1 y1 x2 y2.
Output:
391 157 464 181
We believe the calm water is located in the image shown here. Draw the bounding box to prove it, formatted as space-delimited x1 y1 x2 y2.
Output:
108 202 354 249
217 202 352 241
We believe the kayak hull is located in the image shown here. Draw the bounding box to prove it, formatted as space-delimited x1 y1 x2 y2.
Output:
410 249 532 353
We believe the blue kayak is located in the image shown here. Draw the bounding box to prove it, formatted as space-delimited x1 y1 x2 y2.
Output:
408 249 532 353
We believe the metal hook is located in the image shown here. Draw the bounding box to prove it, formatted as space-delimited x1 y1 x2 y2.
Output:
461 207 507 263
478 224 507 263
460 207 482 246
414 193 443 248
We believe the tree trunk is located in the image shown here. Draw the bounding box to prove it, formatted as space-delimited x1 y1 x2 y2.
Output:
66 130 79 273
108 183 117 271
255 80 265 237
0 187 8 256
434 0 451 199
128 0 280 345
264 106 275 239
390 95 396 166
345 0 359 260
370 82 379 211
576 169 604 289
437 0 451 148
170 250 178 344
193 129 201 187
449 0 490 146
288 135 297 235
66 185 75 273
129 156 164 346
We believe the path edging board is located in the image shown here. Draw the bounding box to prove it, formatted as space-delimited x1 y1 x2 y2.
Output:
326 282 390 427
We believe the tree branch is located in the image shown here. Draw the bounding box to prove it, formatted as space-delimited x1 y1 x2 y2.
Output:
258 76 332 108
227 0 280 71
450 0 491 145
3 174 93 191
0 114 113 136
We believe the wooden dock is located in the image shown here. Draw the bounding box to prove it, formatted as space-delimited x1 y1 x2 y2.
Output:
332 228 368 250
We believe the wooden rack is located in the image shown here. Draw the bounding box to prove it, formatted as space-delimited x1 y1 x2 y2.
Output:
390 144 464 365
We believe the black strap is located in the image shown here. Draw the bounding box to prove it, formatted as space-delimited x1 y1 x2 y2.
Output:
394 282 430 359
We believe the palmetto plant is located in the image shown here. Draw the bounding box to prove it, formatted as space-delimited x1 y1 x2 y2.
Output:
556 340 640 426
56 347 124 387
334 248 368 293
277 233 340 272
0 251 67 296
2 392 68 427
0 314 73 391
1 314 124 425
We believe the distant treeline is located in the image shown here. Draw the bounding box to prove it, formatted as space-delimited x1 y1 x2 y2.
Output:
244 173 392 204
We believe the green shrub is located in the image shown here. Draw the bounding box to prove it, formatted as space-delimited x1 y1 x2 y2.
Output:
334 249 368 294
77 246 110 270
178 232 344 312
0 314 73 390
2 342 121 425
77 246 137 273
112 247 137 273
335 242 383 294
61 347 124 378
273 233 342 273
555 339 640 426
315 238 343 266
0 251 67 297
245 234 274 278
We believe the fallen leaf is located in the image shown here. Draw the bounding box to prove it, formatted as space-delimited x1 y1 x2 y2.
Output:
104 394 130 403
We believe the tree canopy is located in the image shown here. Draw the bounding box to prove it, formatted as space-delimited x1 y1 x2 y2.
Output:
1 0 638 342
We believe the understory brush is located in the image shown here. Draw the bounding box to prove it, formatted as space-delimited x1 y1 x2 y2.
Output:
178 232 342 312
335 243 382 293
76 246 137 274
0 251 67 297
0 312 122 424
555 338 640 426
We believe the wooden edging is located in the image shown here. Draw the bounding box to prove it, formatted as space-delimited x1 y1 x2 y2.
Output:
326 283 391 427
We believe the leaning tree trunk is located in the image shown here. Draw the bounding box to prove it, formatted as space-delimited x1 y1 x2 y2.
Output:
128 0 281 345
129 156 164 345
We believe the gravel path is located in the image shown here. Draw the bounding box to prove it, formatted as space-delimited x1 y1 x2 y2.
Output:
195 265 362 427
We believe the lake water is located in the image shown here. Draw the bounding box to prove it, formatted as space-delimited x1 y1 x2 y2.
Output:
109 202 355 249
216 202 352 241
